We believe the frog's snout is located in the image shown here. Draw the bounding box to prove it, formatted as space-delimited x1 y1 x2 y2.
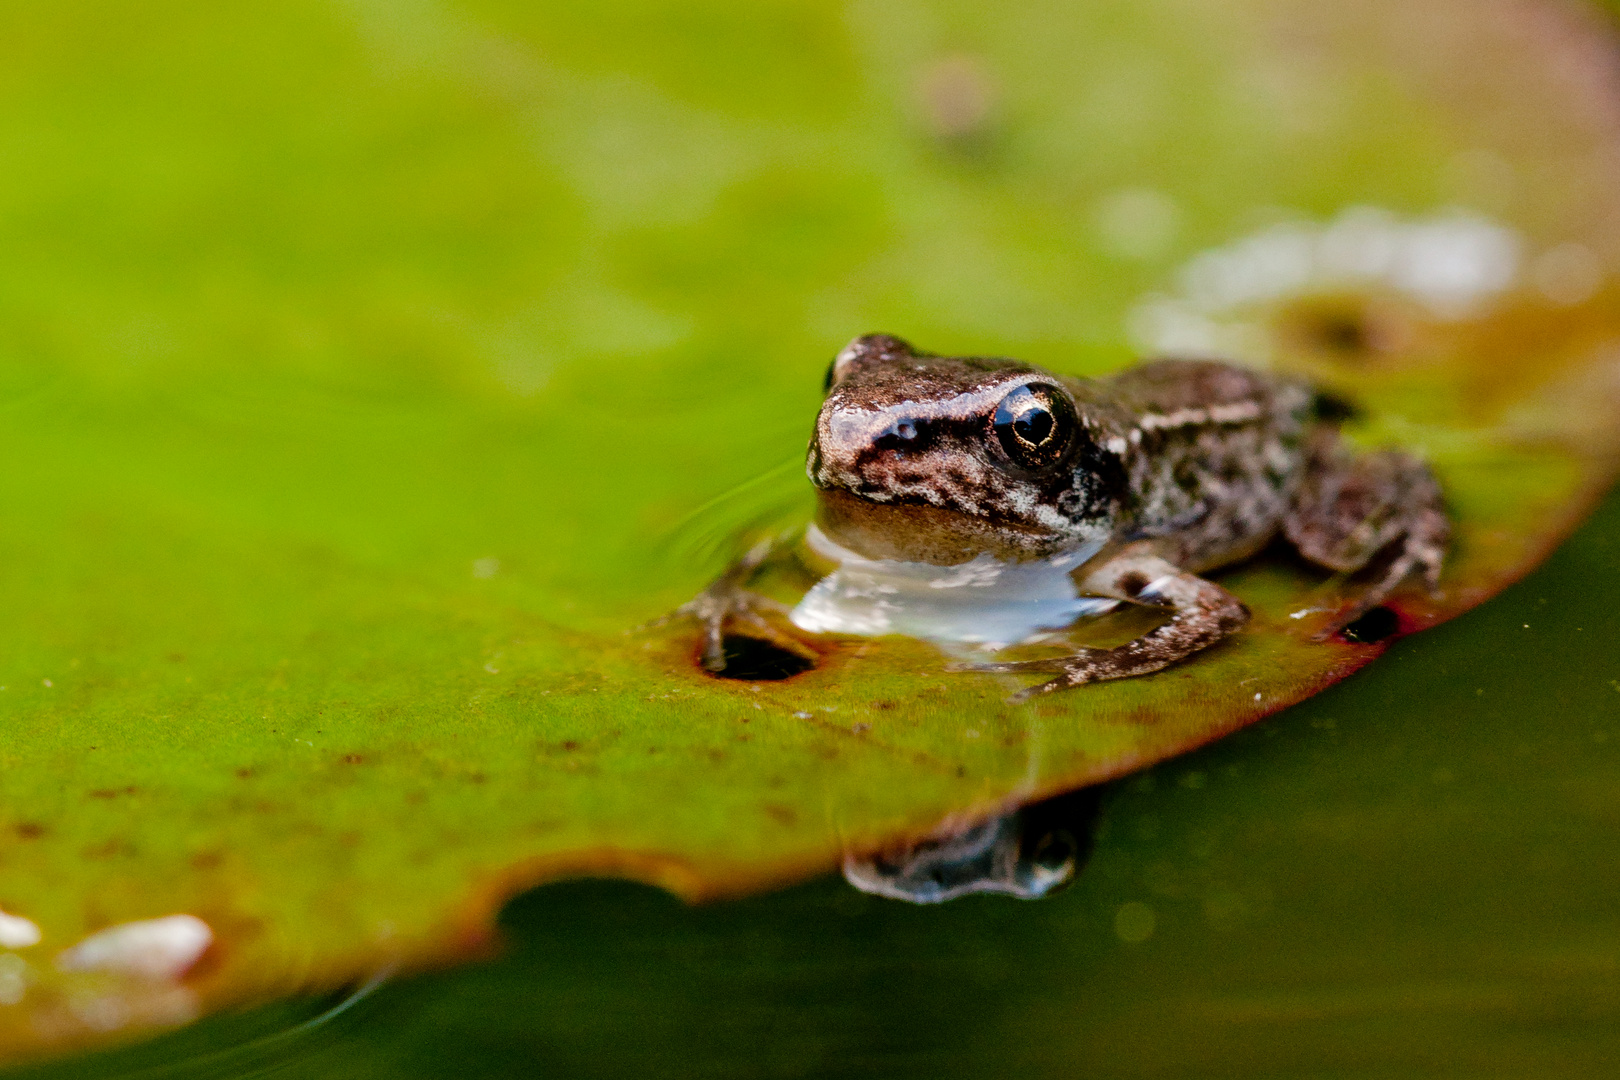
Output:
808 403 932 494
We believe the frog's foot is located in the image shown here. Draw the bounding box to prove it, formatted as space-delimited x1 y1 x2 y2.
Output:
675 586 801 672
949 544 1249 700
669 538 816 673
1285 445 1448 641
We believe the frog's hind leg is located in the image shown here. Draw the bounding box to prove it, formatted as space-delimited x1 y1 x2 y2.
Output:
950 544 1250 701
1284 442 1448 640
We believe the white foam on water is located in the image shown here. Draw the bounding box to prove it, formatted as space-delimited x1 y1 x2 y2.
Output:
1129 206 1542 361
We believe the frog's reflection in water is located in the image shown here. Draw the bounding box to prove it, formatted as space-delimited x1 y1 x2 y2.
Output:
842 788 1102 904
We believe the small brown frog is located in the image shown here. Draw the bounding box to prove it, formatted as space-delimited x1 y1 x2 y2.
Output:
682 334 1447 699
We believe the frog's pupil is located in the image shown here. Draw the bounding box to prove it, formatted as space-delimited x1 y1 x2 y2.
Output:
993 383 1074 469
1015 409 1053 446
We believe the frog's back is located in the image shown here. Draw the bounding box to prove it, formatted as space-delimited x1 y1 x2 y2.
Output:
1100 359 1314 571
1102 358 1301 418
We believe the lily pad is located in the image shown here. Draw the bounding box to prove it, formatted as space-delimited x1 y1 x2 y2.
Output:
3 0 1620 1061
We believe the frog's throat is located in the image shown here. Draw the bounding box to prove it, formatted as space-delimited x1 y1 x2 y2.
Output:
814 488 1072 565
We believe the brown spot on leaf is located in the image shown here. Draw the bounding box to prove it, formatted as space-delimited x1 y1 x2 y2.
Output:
342 754 364 765
1277 295 1415 363
83 838 136 860
918 54 997 143
762 803 797 826
89 786 138 799
14 822 45 840
189 850 224 870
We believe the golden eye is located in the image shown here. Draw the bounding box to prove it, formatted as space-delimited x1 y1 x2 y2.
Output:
992 383 1075 470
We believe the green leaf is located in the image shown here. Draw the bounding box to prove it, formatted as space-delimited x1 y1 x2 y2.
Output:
2 0 1618 1060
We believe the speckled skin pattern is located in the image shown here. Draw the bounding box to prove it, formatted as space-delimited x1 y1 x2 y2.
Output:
688 333 1448 699
811 333 1316 572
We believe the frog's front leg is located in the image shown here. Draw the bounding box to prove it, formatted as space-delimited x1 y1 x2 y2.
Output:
951 542 1250 701
673 538 806 672
1284 443 1447 639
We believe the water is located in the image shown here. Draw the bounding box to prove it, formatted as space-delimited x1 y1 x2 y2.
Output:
14 488 1619 1078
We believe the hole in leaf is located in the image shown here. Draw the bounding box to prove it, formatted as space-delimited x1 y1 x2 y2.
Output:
1311 390 1361 424
1342 605 1399 643
711 635 814 681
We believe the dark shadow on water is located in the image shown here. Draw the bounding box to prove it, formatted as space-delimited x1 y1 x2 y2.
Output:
6 870 1122 1080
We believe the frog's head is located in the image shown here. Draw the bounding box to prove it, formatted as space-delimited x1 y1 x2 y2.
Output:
807 333 1127 565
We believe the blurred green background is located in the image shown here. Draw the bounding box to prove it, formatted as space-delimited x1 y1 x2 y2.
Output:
4 0 1620 1074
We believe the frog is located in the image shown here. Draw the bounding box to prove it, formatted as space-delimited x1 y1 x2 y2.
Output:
679 333 1448 700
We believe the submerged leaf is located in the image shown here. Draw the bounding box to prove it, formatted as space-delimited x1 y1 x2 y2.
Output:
2 0 1620 1060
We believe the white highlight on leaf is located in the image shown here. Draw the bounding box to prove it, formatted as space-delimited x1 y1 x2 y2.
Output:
1128 206 1534 360
1531 242 1604 306
0 954 26 1005
56 915 213 981
0 909 41 949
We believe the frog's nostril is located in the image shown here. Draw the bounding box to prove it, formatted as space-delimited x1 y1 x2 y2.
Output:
873 417 928 453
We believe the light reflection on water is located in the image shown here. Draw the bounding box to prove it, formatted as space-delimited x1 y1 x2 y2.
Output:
7 975 388 1080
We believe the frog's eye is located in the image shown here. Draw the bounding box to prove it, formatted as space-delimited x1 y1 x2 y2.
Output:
992 383 1075 470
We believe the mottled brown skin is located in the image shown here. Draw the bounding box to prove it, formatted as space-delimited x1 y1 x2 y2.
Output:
685 333 1448 699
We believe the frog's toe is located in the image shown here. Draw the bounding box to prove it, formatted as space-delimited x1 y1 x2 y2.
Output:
1006 671 1090 702
699 621 729 671
946 657 1072 675
742 594 794 617
733 610 810 653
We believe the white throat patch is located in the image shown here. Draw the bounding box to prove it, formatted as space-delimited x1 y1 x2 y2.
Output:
790 525 1114 648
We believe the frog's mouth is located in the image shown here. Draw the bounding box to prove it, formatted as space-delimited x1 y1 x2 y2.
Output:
814 488 1069 565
